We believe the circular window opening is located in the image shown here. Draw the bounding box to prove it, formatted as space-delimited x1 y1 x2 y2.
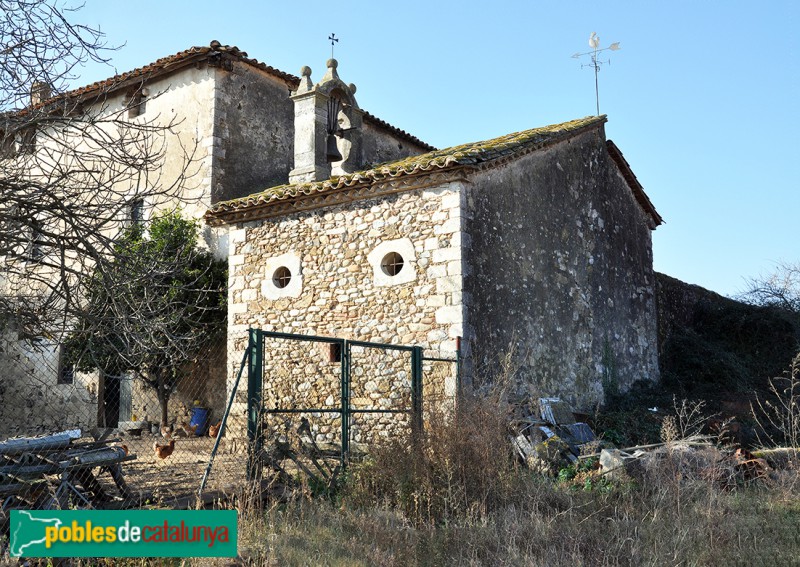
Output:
272 266 292 289
380 251 404 276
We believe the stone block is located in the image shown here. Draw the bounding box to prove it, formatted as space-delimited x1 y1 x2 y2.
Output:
447 260 463 276
230 302 247 314
441 192 461 209
436 276 462 294
434 218 461 235
230 228 247 243
435 305 462 325
421 187 446 200
433 247 460 263
599 449 642 481
427 329 448 343
427 264 447 279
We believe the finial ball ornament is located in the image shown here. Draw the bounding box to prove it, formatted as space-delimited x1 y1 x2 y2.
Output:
326 58 338 69
300 66 312 77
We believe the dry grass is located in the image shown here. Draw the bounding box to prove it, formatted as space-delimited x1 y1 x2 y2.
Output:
342 390 517 526
8 362 800 566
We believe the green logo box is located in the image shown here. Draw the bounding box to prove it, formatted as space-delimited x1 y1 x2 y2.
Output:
10 509 237 558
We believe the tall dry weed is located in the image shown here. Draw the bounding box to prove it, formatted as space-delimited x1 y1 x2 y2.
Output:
752 351 800 453
343 381 520 525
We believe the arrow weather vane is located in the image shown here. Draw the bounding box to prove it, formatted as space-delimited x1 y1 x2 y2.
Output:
329 33 339 59
572 32 621 116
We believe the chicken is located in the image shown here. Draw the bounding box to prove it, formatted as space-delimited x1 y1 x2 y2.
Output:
153 439 175 460
160 423 173 439
118 444 129 456
208 420 223 438
181 421 198 437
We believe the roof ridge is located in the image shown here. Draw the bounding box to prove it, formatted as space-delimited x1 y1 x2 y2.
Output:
19 42 433 150
206 115 607 223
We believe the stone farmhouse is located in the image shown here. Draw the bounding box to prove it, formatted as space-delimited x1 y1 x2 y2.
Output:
1 41 661 440
0 42 432 438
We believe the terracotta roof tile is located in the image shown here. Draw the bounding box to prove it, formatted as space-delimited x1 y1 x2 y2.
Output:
20 42 433 150
361 111 435 151
27 44 297 109
206 115 607 221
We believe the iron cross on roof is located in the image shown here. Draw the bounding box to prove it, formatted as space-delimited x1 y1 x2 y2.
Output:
328 33 339 58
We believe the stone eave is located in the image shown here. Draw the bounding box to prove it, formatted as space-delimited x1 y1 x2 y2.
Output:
606 140 664 228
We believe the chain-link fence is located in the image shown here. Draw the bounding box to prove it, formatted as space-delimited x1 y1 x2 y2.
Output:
0 327 459 510
0 330 249 510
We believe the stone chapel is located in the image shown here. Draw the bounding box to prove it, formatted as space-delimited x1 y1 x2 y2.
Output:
205 55 663 420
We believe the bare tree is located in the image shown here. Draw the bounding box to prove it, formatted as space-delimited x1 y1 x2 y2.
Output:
739 261 800 314
0 0 199 338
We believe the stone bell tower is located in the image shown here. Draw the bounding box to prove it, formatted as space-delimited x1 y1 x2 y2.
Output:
288 59 364 184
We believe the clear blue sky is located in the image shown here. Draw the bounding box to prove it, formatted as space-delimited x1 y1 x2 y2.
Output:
76 0 799 297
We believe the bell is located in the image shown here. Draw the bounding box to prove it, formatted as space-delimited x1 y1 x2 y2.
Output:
326 133 342 163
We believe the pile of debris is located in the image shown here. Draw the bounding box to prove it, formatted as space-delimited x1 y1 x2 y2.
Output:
510 397 773 489
0 428 136 511
511 397 602 475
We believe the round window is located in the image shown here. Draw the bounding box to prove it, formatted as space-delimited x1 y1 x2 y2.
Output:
272 266 292 288
380 251 404 276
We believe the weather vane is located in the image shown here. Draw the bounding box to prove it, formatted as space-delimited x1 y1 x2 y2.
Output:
572 32 620 116
328 33 339 59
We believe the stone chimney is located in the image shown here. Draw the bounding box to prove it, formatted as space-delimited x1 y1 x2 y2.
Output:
289 59 363 184
30 81 52 106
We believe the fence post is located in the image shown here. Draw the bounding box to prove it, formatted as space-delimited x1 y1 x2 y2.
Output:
341 340 350 466
247 329 264 481
411 346 424 436
455 336 462 395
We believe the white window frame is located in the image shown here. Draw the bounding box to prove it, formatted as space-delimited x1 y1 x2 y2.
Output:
368 238 417 287
262 252 303 299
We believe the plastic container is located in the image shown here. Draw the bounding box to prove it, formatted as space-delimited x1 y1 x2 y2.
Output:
189 407 210 436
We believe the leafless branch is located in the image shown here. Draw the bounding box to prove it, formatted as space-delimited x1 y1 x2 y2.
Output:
0 0 202 339
739 261 800 314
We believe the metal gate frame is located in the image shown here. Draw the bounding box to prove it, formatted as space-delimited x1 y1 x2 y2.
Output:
247 328 459 477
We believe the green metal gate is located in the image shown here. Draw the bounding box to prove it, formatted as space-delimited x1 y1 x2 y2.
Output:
247 329 458 478
198 328 459 492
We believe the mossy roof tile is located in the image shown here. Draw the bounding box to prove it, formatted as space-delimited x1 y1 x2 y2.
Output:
208 115 607 218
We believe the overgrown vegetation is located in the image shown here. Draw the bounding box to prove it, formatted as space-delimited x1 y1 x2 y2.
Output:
595 272 800 449
740 261 800 314
343 390 518 526
10 353 800 566
753 352 800 450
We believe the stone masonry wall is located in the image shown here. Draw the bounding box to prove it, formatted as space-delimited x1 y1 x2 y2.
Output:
226 184 465 443
213 63 295 203
463 128 659 410
0 331 98 439
361 121 432 168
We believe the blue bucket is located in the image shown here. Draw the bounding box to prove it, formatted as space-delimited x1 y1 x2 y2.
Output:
189 407 210 436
